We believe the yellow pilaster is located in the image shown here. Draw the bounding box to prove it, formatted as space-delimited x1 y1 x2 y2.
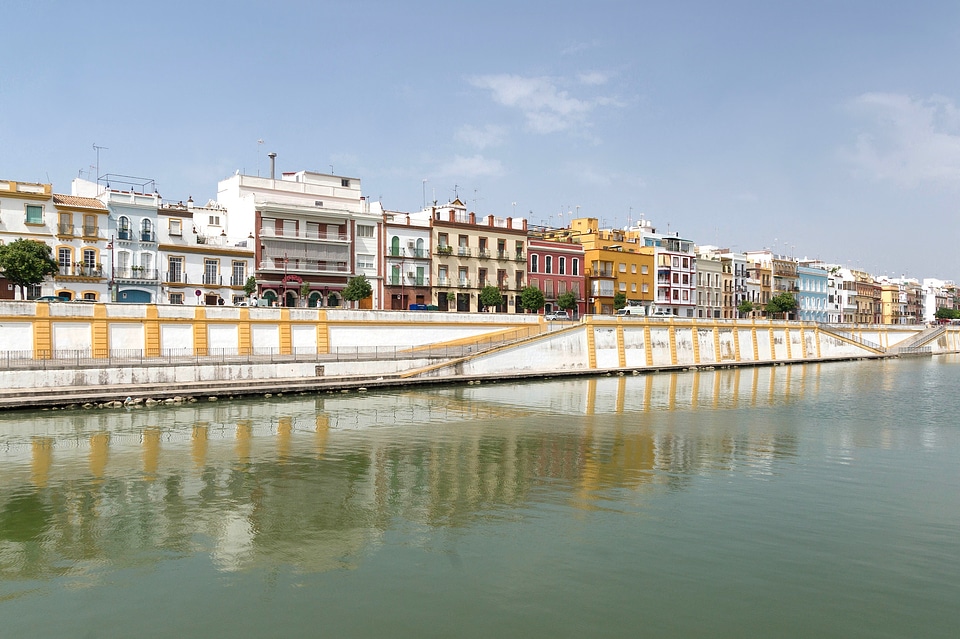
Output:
585 320 597 369
616 323 626 368
34 303 52 358
733 324 741 361
713 323 722 363
784 327 792 359
669 322 678 365
238 308 251 355
815 326 822 359
92 303 108 357
798 326 807 359
144 305 160 357
751 324 760 361
317 310 329 354
644 323 653 367
691 321 701 364
279 309 291 355
769 327 777 361
194 307 208 356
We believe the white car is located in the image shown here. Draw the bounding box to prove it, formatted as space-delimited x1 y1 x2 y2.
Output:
544 310 571 321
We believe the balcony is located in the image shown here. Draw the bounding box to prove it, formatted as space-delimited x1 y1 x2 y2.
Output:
496 250 509 260
140 232 155 243
436 276 451 286
477 249 491 259
115 267 159 281
458 279 471 288
259 227 350 242
257 262 350 274
514 252 525 262
457 246 472 257
57 224 76 236
82 226 99 238
57 265 104 278
166 271 188 284
436 245 453 256
117 229 131 241
230 275 247 286
203 274 222 286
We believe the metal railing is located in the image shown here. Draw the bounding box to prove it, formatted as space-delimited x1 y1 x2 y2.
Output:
115 267 159 280
0 328 547 370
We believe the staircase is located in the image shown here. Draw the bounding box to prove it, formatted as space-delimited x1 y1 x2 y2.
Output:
888 325 944 355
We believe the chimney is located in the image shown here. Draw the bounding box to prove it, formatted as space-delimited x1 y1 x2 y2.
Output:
268 152 277 179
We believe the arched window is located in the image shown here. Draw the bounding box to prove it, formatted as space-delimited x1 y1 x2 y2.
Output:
118 216 131 240
415 238 424 256
141 218 154 242
391 236 401 256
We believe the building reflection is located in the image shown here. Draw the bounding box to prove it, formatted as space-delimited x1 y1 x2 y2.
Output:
0 361 916 582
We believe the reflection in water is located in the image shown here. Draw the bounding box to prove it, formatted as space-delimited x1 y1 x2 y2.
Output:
0 359 956 599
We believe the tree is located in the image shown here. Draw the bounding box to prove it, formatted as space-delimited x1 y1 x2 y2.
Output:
613 292 627 310
737 300 754 317
766 292 797 318
243 275 257 297
479 285 503 311
556 291 577 312
935 307 960 320
0 239 58 298
342 275 372 307
519 286 545 313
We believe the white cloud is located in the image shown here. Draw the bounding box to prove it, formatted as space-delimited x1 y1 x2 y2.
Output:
843 92 960 187
455 124 508 150
436 154 504 179
469 74 597 134
578 71 609 86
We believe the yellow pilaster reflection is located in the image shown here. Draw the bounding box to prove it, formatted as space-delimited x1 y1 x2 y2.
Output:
277 416 293 460
616 376 626 414
236 420 253 463
732 367 741 407
142 428 161 481
713 368 721 408
691 371 700 409
585 378 597 415
751 367 759 406
31 437 54 487
668 373 677 411
644 374 653 412
192 424 209 470
89 432 110 479
315 414 330 458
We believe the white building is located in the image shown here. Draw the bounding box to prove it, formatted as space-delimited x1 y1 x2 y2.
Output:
217 163 382 308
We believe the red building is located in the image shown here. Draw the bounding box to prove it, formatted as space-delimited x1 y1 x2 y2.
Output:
526 238 586 317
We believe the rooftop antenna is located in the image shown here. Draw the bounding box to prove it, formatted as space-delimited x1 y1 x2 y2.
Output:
93 143 108 191
257 139 264 176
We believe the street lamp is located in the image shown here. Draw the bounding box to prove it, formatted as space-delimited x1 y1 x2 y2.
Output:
107 235 115 302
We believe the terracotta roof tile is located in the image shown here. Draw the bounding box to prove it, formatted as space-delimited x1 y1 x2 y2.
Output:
52 194 107 210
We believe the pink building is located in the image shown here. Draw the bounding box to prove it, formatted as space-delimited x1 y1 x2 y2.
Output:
526 238 586 317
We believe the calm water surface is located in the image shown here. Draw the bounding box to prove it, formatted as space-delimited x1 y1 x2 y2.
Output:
1 357 959 638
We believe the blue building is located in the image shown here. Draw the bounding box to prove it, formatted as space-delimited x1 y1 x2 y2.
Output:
797 263 829 323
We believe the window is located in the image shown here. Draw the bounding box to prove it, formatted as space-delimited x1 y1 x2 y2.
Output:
631 264 637 273
209 215 220 226
545 256 552 274
83 214 97 237
357 225 374 238
232 295 246 305
169 292 184 305
58 247 72 271
438 233 448 247
531 254 539 273
83 292 98 301
619 282 627 291
204 259 218 285
58 212 73 235
232 261 246 286
357 254 374 270
141 218 154 242
631 283 637 292
26 205 43 224
619 263 626 273
572 258 580 275
83 249 96 268
642 283 649 293
169 219 182 236
168 257 184 283
341 178 350 187
559 257 566 275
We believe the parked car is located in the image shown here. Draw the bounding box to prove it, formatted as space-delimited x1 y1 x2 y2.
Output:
35 296 66 302
615 307 645 316
545 310 571 321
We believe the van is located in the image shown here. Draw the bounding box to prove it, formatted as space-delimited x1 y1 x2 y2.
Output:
615 307 645 316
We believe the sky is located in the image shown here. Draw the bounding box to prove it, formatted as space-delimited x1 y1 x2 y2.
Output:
3 0 960 278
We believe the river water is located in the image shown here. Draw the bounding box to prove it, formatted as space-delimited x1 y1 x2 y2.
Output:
1 357 958 638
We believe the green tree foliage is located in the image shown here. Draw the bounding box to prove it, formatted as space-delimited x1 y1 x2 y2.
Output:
613 292 627 310
342 275 372 305
0 239 58 297
520 286 545 312
737 300 754 317
243 275 257 297
479 285 503 310
934 307 960 320
765 292 798 318
556 291 577 311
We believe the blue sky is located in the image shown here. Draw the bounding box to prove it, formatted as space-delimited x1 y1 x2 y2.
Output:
4 1 960 277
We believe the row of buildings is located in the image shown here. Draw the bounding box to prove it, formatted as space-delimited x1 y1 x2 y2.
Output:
1 163 957 324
